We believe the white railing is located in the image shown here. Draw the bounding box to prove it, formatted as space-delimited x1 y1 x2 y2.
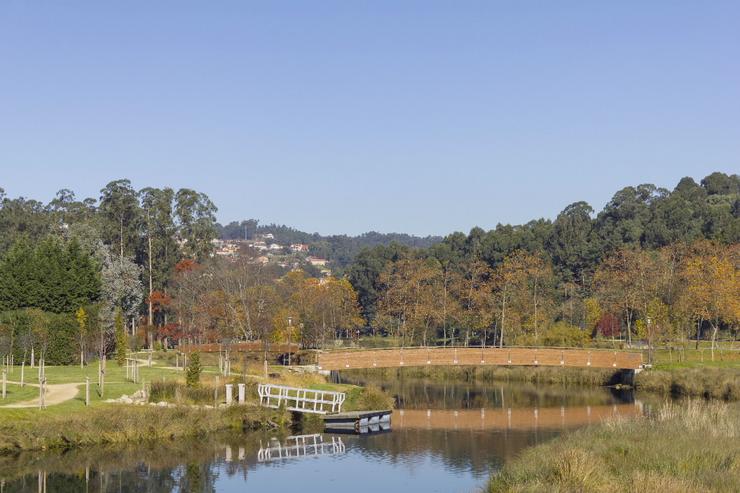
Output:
257 383 345 414
257 434 345 462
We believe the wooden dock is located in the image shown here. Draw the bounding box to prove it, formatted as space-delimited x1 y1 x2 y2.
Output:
322 409 392 433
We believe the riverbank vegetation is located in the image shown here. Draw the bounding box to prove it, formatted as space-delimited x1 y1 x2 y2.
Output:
345 362 740 401
488 400 740 492
0 404 289 454
635 368 740 401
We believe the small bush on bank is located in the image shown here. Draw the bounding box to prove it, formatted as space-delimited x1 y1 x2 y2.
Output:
149 381 217 405
354 385 394 410
542 322 592 347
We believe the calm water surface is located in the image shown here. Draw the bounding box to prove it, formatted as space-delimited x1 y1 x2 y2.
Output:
0 377 641 492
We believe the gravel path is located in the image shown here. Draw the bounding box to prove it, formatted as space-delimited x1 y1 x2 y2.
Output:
1 382 80 408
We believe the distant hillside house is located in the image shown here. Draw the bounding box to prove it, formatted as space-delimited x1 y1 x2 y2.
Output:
307 256 328 267
290 243 309 252
252 241 268 251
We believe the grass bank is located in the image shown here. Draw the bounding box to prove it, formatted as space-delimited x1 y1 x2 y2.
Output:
488 400 740 492
635 367 740 401
0 404 289 454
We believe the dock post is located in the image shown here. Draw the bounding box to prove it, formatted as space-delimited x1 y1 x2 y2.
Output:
225 384 234 406
237 383 245 404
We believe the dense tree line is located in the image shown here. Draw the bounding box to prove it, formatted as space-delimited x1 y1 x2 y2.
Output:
0 172 737 364
348 173 740 353
0 180 218 363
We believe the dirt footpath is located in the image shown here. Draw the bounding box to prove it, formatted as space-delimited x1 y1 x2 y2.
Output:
1 382 80 408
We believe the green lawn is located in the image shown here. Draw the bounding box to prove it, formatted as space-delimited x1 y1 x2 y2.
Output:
0 383 39 405
0 359 189 419
649 345 740 370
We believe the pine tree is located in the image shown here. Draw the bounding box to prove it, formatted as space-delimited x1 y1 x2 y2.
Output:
185 352 202 388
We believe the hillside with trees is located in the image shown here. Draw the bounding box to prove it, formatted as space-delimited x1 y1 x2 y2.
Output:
0 172 738 366
347 172 739 358
217 220 442 268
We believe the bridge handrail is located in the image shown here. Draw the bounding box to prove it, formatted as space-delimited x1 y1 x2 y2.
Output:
257 383 346 414
257 383 346 395
319 345 642 353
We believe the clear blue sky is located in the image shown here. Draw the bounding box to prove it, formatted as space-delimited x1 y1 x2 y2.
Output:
1 1 738 236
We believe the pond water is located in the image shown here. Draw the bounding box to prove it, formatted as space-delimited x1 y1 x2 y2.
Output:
0 377 642 492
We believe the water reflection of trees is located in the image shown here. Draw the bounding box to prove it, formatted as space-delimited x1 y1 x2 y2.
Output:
0 434 267 493
0 428 559 491
342 428 561 476
340 375 633 409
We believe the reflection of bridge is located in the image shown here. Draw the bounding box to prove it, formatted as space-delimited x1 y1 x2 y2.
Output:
318 347 643 371
394 403 642 431
257 434 345 462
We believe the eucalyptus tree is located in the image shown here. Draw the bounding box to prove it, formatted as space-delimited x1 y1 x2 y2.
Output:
0 195 52 255
594 184 666 252
175 189 218 261
47 189 97 231
546 201 600 286
99 179 141 260
139 187 179 325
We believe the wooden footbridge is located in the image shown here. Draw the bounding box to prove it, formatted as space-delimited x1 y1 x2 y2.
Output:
317 347 643 371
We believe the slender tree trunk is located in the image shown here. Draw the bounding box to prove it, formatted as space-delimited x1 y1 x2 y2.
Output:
533 278 539 342
119 216 124 266
499 289 506 349
148 226 153 328
696 318 703 350
442 270 448 347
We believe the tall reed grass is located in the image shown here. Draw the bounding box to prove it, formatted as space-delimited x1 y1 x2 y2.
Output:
488 400 740 492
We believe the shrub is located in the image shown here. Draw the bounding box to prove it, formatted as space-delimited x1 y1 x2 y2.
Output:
542 321 591 347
